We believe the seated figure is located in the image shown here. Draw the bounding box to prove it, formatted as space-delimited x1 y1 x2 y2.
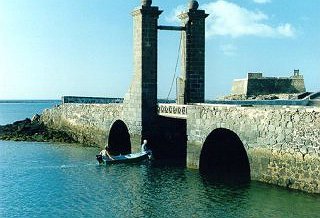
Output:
141 139 152 159
99 146 114 160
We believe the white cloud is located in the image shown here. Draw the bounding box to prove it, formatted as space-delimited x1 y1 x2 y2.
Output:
253 0 271 4
167 1 295 38
276 23 295 37
165 5 185 23
220 44 237 56
203 1 295 38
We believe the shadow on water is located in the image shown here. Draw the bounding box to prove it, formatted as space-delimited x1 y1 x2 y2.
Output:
149 156 251 197
149 158 186 168
200 171 251 189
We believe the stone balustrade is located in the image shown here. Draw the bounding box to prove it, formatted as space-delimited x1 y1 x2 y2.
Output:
158 104 188 118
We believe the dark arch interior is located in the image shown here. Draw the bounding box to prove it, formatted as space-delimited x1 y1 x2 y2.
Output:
151 117 187 164
108 120 131 155
200 128 250 183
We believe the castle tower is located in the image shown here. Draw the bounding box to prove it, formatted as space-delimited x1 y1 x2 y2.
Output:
123 0 162 143
177 1 208 104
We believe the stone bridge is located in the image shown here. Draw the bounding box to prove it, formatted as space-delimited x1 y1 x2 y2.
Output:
40 0 320 193
42 101 320 193
178 104 320 193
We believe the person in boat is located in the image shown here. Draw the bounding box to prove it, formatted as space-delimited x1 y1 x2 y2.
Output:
141 139 152 157
100 146 114 160
141 139 148 152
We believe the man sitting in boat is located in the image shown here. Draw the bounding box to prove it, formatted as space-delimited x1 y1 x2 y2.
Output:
100 146 114 160
141 139 152 158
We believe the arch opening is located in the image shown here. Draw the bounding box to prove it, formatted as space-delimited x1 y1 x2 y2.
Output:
200 128 250 183
151 117 187 164
108 120 131 155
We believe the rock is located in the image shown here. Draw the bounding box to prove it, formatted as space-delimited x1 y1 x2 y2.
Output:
0 117 77 144
286 178 294 188
300 147 308 155
31 114 40 123
221 93 300 100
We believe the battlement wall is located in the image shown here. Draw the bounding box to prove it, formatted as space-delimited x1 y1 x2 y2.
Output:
231 71 306 96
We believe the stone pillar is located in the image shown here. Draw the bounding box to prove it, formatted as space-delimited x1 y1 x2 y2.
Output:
178 1 208 104
123 1 162 145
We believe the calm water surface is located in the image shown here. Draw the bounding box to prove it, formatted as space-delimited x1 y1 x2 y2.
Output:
0 100 59 125
0 102 320 217
1 141 320 218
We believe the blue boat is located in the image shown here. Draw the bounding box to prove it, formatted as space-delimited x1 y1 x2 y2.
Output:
96 151 150 164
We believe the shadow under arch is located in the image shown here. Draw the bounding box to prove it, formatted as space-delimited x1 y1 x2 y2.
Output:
108 120 131 155
200 128 250 183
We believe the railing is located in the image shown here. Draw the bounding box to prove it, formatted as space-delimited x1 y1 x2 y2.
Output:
309 92 320 100
158 104 188 118
158 94 320 118
308 92 320 106
62 96 123 104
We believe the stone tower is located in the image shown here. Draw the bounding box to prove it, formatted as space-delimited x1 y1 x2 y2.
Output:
177 0 208 104
123 0 162 143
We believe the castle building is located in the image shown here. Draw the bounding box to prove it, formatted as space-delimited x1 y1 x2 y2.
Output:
231 70 306 96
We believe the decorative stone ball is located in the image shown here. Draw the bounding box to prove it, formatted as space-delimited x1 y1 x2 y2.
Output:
189 0 199 10
141 0 152 7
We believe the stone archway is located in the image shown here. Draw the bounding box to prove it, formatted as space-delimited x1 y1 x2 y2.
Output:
199 128 250 182
108 120 131 155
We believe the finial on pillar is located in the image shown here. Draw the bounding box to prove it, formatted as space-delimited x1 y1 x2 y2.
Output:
189 0 199 10
141 0 152 7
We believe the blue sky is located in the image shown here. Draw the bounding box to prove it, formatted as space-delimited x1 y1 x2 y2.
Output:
0 0 319 100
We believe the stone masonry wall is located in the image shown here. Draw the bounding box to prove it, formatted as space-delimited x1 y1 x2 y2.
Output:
187 105 320 193
246 78 306 95
122 5 162 143
40 103 141 152
41 104 122 146
178 8 208 104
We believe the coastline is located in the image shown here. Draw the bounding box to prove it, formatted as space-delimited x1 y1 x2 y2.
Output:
0 116 76 144
0 100 61 104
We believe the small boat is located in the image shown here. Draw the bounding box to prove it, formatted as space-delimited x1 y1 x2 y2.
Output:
96 151 150 164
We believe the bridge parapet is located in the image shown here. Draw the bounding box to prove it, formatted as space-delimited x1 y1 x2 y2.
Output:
62 96 123 104
158 104 188 119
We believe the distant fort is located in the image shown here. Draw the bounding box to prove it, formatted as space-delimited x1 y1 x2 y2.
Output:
231 70 306 96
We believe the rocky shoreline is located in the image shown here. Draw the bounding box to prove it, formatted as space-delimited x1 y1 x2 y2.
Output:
0 115 76 143
221 93 301 100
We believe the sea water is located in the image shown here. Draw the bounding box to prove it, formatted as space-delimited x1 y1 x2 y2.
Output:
0 100 60 125
0 101 320 218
